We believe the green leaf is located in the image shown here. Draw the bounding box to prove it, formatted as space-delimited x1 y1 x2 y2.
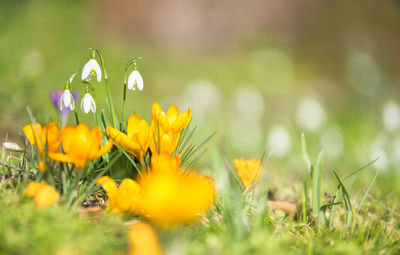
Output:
312 150 324 220
355 170 379 216
333 170 353 228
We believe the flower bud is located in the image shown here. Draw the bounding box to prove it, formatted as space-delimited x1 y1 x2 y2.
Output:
81 59 102 82
127 70 144 91
80 93 96 114
60 89 75 111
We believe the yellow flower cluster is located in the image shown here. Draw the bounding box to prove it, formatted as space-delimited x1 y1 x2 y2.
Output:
97 152 215 227
106 102 191 159
25 182 60 208
23 123 113 171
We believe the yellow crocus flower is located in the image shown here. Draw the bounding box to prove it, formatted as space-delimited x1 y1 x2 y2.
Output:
128 222 163 255
150 102 191 154
106 114 151 160
49 123 113 171
96 176 141 215
233 158 263 189
97 152 215 228
151 102 192 133
149 125 180 154
139 152 215 227
25 181 60 208
23 122 60 171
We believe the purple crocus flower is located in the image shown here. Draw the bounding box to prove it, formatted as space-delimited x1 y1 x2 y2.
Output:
50 89 79 127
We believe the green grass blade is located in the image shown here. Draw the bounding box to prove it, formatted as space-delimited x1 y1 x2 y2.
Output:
333 170 353 228
355 170 379 216
312 150 324 220
302 182 308 223
342 157 379 181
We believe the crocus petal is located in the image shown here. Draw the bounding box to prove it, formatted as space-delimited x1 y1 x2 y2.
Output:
115 178 141 214
92 139 113 159
96 176 118 199
49 152 74 163
34 184 60 208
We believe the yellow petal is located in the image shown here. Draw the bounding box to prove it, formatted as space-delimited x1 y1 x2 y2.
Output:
115 178 141 214
233 158 262 189
49 152 73 163
150 152 180 174
97 176 118 199
166 105 179 126
92 139 113 159
25 182 44 198
128 222 163 255
23 123 42 145
107 126 142 158
33 184 60 208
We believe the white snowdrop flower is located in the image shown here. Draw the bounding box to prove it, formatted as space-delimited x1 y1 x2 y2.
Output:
296 97 326 131
60 89 75 111
127 70 144 91
81 59 102 82
320 127 344 159
3 142 22 151
80 93 96 114
267 125 292 157
382 101 400 132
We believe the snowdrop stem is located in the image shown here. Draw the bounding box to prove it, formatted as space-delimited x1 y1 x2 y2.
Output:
123 83 127 121
74 109 80 125
89 48 118 128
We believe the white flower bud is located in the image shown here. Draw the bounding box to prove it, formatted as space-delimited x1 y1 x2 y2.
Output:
81 59 102 82
80 93 96 114
127 70 143 91
60 89 75 111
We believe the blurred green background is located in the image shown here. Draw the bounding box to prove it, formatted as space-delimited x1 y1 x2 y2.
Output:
1 0 400 195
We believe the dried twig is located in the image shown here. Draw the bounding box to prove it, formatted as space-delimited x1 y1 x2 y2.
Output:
365 190 400 218
0 161 27 173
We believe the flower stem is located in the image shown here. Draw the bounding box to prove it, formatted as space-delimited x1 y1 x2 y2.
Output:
74 110 80 125
91 48 118 128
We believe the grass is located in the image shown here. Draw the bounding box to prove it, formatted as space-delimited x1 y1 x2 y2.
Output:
2 2 400 254
1 139 400 255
